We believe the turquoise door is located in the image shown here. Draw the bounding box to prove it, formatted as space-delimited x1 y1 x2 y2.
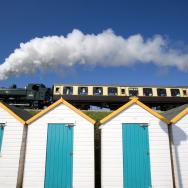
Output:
0 126 4 152
122 123 151 188
44 123 74 188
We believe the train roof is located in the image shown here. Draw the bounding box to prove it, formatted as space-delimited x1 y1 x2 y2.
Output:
53 83 188 88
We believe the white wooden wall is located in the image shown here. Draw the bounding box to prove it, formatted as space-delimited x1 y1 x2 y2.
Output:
100 104 173 188
23 103 95 188
172 115 188 188
0 107 24 188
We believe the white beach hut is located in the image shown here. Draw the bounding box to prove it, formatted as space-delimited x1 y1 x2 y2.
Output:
100 97 173 188
23 98 96 188
0 103 31 188
163 104 188 188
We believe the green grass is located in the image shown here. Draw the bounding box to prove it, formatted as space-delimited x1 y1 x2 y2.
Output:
26 109 112 122
83 111 112 121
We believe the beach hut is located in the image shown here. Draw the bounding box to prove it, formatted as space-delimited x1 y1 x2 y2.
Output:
163 104 188 188
0 103 31 188
100 97 173 188
23 98 96 188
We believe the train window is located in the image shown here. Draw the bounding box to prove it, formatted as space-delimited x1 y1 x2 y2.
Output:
93 87 103 95
183 90 187 96
63 87 73 95
121 89 125 94
55 87 60 93
78 87 88 95
157 88 167 96
129 88 138 96
171 89 180 97
108 87 117 96
143 88 153 96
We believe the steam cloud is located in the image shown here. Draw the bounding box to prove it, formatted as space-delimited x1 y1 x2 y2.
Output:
0 29 188 80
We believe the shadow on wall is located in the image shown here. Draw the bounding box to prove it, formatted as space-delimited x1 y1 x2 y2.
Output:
173 124 187 188
159 121 187 188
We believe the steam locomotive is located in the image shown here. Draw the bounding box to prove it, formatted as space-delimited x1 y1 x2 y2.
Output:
0 83 51 108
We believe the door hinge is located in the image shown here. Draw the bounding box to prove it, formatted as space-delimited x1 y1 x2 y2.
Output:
140 123 148 127
65 123 75 128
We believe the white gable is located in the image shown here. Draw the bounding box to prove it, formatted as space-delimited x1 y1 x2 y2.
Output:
29 103 94 125
101 103 161 128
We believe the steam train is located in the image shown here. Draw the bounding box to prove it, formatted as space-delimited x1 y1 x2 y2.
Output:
1 83 188 110
0 83 51 108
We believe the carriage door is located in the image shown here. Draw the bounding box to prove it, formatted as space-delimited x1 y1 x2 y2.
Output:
122 123 151 188
44 123 74 188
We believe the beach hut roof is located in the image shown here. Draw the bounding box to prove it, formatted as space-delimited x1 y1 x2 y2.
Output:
100 97 170 124
0 102 32 124
162 103 188 123
26 98 96 125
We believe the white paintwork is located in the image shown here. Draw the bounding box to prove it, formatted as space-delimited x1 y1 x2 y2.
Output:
172 115 188 188
100 104 173 188
0 107 24 188
23 103 95 188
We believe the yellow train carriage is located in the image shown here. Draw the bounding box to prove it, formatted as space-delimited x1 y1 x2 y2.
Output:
53 84 188 98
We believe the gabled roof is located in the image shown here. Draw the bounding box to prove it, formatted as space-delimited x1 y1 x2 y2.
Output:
162 104 188 124
99 97 170 124
0 102 32 125
26 98 96 125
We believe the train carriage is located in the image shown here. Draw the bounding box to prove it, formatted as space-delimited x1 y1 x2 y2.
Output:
53 84 188 97
53 84 188 110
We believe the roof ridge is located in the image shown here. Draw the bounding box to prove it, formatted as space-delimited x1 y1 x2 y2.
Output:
99 98 169 124
26 98 96 125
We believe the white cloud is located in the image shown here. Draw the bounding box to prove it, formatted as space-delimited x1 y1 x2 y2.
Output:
0 29 188 80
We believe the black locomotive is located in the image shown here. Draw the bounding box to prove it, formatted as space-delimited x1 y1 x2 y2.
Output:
0 83 51 108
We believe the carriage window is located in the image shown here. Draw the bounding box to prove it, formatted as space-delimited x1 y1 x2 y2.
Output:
183 90 187 96
0 123 5 152
171 89 180 97
55 87 60 93
108 87 117 95
78 87 88 95
63 87 73 95
157 88 167 96
129 88 138 96
121 89 125 94
143 88 153 96
93 87 103 95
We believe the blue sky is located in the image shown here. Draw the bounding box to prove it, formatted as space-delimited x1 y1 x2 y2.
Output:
0 0 188 87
